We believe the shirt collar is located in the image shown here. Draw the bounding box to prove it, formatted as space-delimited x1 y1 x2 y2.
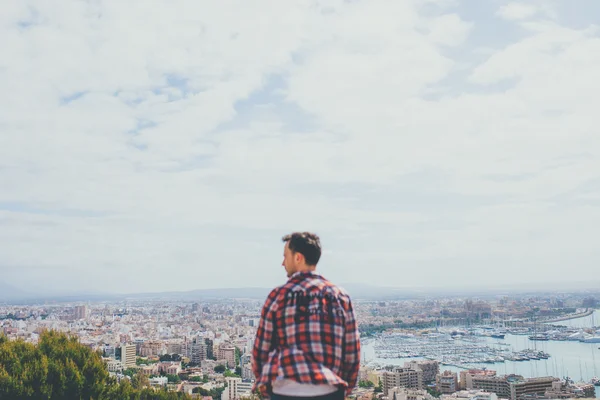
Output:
289 270 318 280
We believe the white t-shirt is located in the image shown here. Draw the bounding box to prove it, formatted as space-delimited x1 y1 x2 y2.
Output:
272 378 339 396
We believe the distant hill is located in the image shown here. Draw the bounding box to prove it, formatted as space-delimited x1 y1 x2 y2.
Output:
0 282 423 303
3 280 599 304
123 283 487 301
0 281 28 301
126 287 273 300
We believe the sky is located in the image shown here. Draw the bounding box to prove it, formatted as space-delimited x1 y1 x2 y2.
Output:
1 0 600 295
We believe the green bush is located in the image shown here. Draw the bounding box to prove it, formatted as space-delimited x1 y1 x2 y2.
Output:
0 331 191 400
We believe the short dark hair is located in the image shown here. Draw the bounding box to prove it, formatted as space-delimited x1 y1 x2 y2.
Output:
282 232 322 266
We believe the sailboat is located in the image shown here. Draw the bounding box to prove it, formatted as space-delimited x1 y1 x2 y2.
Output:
582 335 600 343
591 337 599 386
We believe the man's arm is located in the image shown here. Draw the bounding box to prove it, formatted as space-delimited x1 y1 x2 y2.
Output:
341 297 361 395
252 288 279 380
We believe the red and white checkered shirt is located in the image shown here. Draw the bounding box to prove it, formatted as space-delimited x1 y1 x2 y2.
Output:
252 271 361 397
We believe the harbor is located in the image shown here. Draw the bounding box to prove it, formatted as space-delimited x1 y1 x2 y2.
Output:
370 332 550 368
363 310 600 397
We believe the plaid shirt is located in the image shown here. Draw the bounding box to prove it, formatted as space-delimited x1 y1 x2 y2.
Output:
252 271 360 397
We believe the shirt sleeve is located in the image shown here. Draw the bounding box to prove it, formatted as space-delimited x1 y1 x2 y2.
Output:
252 288 280 380
341 297 361 395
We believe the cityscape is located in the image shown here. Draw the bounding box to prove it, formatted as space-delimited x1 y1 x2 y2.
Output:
2 0 600 399
1 289 599 399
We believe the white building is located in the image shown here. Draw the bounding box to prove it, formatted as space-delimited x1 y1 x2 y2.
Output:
221 377 253 400
388 387 433 400
120 344 137 369
383 367 424 396
241 363 254 381
441 390 500 400
104 359 123 372
149 376 168 387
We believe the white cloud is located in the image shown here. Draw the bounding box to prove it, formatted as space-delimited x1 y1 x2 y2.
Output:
425 13 474 47
497 2 538 20
1 0 600 293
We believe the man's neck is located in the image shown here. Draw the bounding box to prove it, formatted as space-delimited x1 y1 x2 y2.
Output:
289 268 317 279
296 266 316 274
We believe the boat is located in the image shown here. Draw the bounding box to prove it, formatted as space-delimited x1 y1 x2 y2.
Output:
591 377 599 386
491 333 505 339
528 334 549 341
582 336 600 343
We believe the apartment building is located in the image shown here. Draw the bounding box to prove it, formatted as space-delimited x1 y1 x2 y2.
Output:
104 359 122 372
388 387 432 400
189 337 207 364
509 376 558 400
383 367 424 396
459 370 497 390
138 340 164 357
437 370 459 394
221 377 253 400
205 338 214 360
544 380 596 398
219 345 236 368
463 372 557 400
158 361 181 375
139 364 159 376
166 341 183 355
241 363 253 381
73 305 88 320
120 344 137 369
440 390 499 400
149 376 168 387
405 360 440 384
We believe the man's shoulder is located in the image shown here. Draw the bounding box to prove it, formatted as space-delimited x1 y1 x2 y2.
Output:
270 273 353 301
304 276 352 300
266 285 286 300
332 283 352 299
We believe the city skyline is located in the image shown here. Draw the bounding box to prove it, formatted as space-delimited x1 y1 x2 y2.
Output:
2 1 600 293
2 277 600 302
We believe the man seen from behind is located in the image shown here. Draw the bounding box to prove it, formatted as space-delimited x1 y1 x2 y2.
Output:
252 232 361 399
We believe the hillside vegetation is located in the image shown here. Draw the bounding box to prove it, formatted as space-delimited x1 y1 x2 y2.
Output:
0 331 192 400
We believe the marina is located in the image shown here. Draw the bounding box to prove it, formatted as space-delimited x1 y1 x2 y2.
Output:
370 332 550 368
363 310 600 397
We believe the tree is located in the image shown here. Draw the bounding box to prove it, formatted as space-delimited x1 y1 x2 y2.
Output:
214 364 226 373
160 353 181 362
137 357 158 365
210 386 226 399
359 380 374 388
166 374 181 383
192 385 226 398
224 370 240 378
192 387 210 396
374 378 383 393
235 347 242 366
426 387 442 398
0 329 111 399
0 331 193 400
131 372 150 389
